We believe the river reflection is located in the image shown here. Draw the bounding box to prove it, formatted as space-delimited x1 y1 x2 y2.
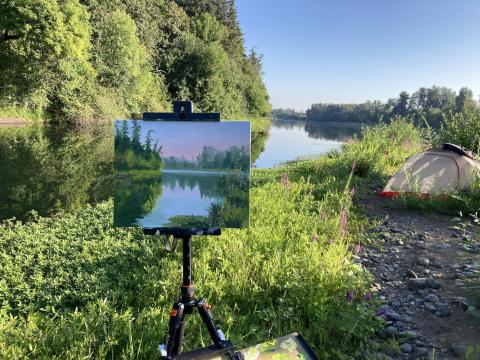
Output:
253 119 361 168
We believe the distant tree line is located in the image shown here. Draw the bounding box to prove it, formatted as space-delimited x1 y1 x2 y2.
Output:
271 108 306 121
114 121 163 171
164 145 249 172
306 86 480 127
0 0 271 121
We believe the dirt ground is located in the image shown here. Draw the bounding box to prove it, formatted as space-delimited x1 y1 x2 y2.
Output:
356 191 480 359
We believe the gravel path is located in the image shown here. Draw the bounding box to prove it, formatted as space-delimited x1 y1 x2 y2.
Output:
356 194 480 359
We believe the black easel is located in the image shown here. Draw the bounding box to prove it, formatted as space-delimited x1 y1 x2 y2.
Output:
144 228 240 360
142 102 243 360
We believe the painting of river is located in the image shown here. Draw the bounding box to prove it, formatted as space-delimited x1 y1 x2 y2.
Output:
114 120 250 228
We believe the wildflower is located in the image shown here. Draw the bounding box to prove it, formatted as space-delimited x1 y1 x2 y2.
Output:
346 291 354 302
328 238 334 245
311 234 318 242
375 307 387 318
364 292 372 302
354 243 362 255
280 173 291 189
339 207 348 238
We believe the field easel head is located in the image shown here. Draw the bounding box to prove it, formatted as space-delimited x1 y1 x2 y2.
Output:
143 100 220 121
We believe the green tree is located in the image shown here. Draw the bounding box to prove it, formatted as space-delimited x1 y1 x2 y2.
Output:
94 9 167 114
0 0 96 119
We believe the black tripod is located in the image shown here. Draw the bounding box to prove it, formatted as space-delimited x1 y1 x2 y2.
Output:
144 228 243 360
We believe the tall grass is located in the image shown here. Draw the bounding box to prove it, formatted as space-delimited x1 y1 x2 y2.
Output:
0 163 385 358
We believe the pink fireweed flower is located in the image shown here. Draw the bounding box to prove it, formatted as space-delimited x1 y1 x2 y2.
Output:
354 243 362 255
364 292 372 302
346 291 354 302
311 234 319 242
280 174 291 189
339 207 348 238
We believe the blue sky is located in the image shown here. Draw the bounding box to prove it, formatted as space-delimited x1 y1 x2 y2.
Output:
236 0 480 111
137 121 250 159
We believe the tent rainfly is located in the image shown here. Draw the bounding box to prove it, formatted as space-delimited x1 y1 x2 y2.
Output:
379 144 480 197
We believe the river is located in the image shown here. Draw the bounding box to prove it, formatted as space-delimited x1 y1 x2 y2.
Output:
254 119 361 168
0 119 361 221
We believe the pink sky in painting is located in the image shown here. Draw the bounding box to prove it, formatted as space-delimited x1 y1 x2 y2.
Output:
139 121 250 159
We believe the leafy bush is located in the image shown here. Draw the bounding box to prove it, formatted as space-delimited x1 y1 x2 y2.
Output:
439 108 480 154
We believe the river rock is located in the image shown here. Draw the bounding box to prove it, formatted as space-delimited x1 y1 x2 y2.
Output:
424 302 437 312
424 294 439 303
407 278 427 290
418 257 430 267
416 348 428 356
400 343 413 353
384 326 397 338
426 278 442 289
450 344 468 357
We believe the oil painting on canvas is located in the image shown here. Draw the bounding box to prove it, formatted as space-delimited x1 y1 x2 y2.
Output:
114 120 250 228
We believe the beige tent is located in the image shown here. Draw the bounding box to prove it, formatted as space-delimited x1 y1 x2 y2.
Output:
379 144 480 197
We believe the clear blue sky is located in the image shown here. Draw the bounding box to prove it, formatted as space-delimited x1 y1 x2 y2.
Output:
236 0 480 111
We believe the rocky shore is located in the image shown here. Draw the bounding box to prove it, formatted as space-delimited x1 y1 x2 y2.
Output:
357 195 480 359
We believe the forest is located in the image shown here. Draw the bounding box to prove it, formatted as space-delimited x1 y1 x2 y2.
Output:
164 145 249 172
0 0 271 122
114 121 163 171
305 86 480 127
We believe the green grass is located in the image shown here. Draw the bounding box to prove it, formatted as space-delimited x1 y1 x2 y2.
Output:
0 118 435 359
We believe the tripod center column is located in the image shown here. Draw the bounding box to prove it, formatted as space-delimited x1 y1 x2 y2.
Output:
181 236 194 301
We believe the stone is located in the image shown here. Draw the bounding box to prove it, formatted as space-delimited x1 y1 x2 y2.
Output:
426 278 442 289
436 306 451 317
424 302 437 312
424 294 439 303
407 278 427 290
450 344 468 357
385 311 403 322
415 347 428 356
400 343 413 353
418 257 430 266
384 326 397 338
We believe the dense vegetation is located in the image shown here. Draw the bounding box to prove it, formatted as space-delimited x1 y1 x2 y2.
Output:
115 121 163 171
164 145 249 172
306 86 480 127
0 0 271 122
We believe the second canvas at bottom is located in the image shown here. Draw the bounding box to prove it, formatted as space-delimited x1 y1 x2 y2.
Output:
114 120 250 229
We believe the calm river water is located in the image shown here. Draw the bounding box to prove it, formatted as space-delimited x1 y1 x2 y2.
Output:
0 119 361 221
254 119 361 168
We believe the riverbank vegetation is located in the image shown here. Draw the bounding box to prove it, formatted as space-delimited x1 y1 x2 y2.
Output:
305 86 480 127
0 0 270 123
0 117 431 359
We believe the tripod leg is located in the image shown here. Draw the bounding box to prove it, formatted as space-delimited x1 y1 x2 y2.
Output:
197 299 224 345
166 303 186 357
